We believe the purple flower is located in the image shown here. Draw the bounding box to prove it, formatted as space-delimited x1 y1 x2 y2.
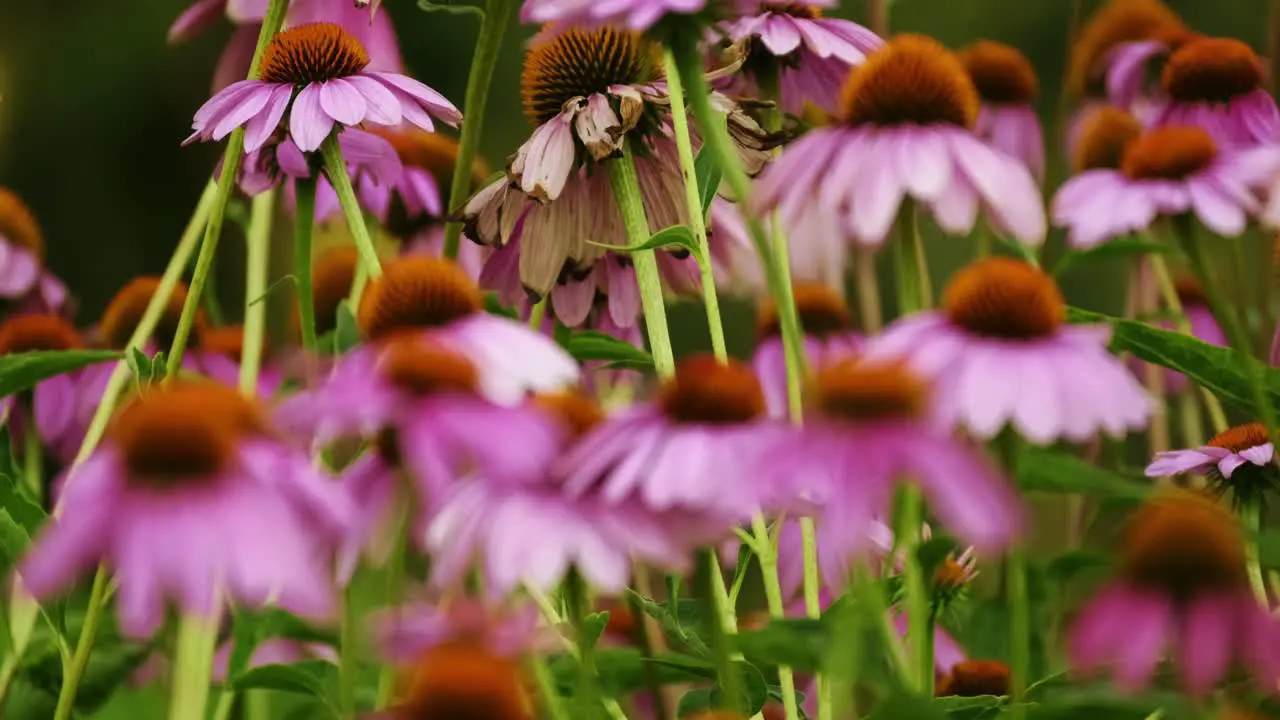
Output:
1127 276 1225 395
958 41 1045 180
774 517 893 600
1062 0 1188 104
373 598 554 664
190 324 285 397
403 226 488 282
211 637 337 684
187 23 459 154
751 282 860 418
1053 125 1280 248
1147 423 1277 508
239 129 403 221
716 1 882 115
0 189 68 314
1070 492 1280 693
19 382 350 637
0 314 94 466
866 258 1151 444
520 0 728 32
752 35 1046 251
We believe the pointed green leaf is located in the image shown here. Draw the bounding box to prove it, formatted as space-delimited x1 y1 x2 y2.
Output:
565 330 653 370
580 611 609 652
0 507 31 572
1018 446 1150 498
0 350 122 400
595 225 699 256
694 145 722 219
736 619 829 671
333 301 360 355
417 0 484 17
0 478 46 538
1052 239 1176 276
232 661 338 702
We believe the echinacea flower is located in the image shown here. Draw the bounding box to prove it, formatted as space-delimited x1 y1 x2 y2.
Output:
520 0 728 33
1129 276 1226 395
187 22 460 153
370 636 531 720
309 245 360 338
462 26 776 325
958 40 1045 180
715 1 882 115
1147 423 1277 510
0 314 94 468
866 258 1152 443
1107 36 1279 148
19 382 350 636
774 516 892 599
191 324 284 397
1052 125 1280 248
1065 0 1188 102
1068 104 1143 175
752 283 860 417
752 34 1046 251
1070 492 1280 693
374 598 553 664
0 189 68 314
708 196 845 295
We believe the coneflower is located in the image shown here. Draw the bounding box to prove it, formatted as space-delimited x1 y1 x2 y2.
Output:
0 314 89 466
0 188 68 314
958 40 1044 179
752 283 860 418
1147 423 1277 510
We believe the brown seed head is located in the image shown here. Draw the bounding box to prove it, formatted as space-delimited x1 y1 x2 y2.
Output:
260 22 370 86
812 357 929 422
100 277 197 351
840 34 980 130
938 660 1011 697
532 390 605 439
658 355 766 425
0 314 83 355
398 641 530 720
1068 0 1189 96
381 338 480 397
1163 37 1265 104
1207 423 1270 455
521 27 659 126
958 41 1038 105
312 245 360 336
1120 491 1247 599
111 381 266 486
358 257 483 342
758 283 852 341
1121 125 1217 181
943 258 1064 340
0 188 43 259
1074 106 1143 171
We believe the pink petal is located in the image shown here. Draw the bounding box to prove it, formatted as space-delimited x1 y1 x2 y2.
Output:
289 84 334 152
318 78 367 126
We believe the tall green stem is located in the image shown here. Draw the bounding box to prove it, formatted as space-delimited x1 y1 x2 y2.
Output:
751 516 801 720
442 0 515 260
564 572 598 718
50 568 108 720
696 548 745 714
338 587 358 718
895 486 930 693
294 179 319 353
23 415 42 503
321 135 383 281
661 47 728 362
239 189 274 395
1241 501 1270 606
530 655 571 720
169 611 221 720
606 142 676 377
166 0 288 375
1000 433 1030 719
1147 250 1229 433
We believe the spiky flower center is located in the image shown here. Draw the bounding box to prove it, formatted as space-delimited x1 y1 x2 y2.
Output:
1120 492 1247 599
1208 423 1269 454
358 257 482 342
400 642 529 720
939 660 1011 698
958 41 1038 105
0 188 43 259
532 391 604 439
259 22 370 86
943 258 1064 340
659 355 766 425
761 2 821 18
840 35 979 129
1074 106 1142 171
1068 0 1188 96
813 358 927 422
1121 126 1217 181
381 339 479 397
0 314 83 355
312 246 359 336
1163 37 1264 104
758 283 851 340
101 277 196 351
112 382 265 485
521 28 659 127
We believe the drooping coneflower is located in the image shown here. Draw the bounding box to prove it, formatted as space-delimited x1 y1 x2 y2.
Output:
866 258 1151 443
0 314 91 465
98 276 197 352
461 26 777 327
936 660 1010 698
1052 125 1280 248
20 381 350 637
716 1 882 115
0 188 68 314
1147 423 1277 510
1070 492 1280 692
187 22 459 153
752 283 860 418
1107 36 1278 148
1070 104 1143 173
958 40 1045 180
752 35 1046 254
373 639 532 720
170 0 404 93
1065 0 1188 101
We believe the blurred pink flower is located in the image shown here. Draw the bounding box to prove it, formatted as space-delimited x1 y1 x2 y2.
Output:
958 40 1045 180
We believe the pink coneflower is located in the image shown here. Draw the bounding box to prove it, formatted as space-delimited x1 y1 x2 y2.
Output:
716 1 882 115
773 357 1021 555
958 41 1045 180
1064 0 1189 102
1068 104 1143 176
1052 125 1280 248
0 314 92 471
1147 423 1277 509
19 382 349 637
1129 277 1226 395
752 35 1046 250
774 516 892 599
1070 492 1280 693
1107 36 1278 148
191 324 284 397
521 0 726 32
461 27 776 326
752 283 860 418
936 660 1010 698
211 638 337 683
374 598 553 665
709 196 845 294
187 22 460 154
866 258 1152 443
0 189 68 314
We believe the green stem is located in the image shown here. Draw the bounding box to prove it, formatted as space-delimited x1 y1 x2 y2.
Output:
375 495 410 708
169 611 220 720
751 516 801 720
1241 501 1270 607
564 571 598 718
661 46 728 363
696 548 744 714
530 655 571 720
441 0 515 260
294 179 319 353
851 563 911 680
529 297 548 332
894 203 928 315
855 248 883 334
799 518 830 719
239 189 274 395
895 486 930 694
321 134 383 281
1147 249 1229 433
166 0 288 376
50 568 108 720
606 142 676 377
23 414 42 503
338 587 358 718
1000 432 1030 718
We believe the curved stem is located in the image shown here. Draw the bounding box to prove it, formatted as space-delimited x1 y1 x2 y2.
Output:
239 189 274 396
321 135 383 281
1000 432 1030 720
442 0 515 260
661 46 728 362
294 179 319 353
1241 501 1270 607
751 516 801 720
1147 251 1229 433
50 568 108 720
606 142 676 377
23 414 43 503
697 548 745 714
855 248 883 334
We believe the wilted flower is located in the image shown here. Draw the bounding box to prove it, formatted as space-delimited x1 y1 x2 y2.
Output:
1147 424 1277 509
0 189 68 314
752 283 860 418
958 40 1044 179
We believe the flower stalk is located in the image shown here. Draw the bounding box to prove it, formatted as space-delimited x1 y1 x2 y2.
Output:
751 516 802 720
239 189 275 395
294 179 319 353
696 548 746 714
169 611 221 720
1000 431 1030 719
321 135 384 283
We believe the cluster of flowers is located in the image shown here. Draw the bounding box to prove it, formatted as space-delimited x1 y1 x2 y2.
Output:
5 0 1280 717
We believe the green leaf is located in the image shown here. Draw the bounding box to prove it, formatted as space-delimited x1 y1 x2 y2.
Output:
551 648 711 696
483 292 519 320
736 619 829 671
0 350 121 399
579 611 609 652
596 225 700 256
1052 238 1176 276
333 301 360 355
870 692 948 720
0 475 46 538
417 0 484 17
1018 446 1150 498
626 591 709 656
73 643 154 713
233 661 339 702
694 145 722 219
0 507 31 573
677 687 716 716
936 695 1007 719
565 330 654 370
702 661 768 716
728 541 754 607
